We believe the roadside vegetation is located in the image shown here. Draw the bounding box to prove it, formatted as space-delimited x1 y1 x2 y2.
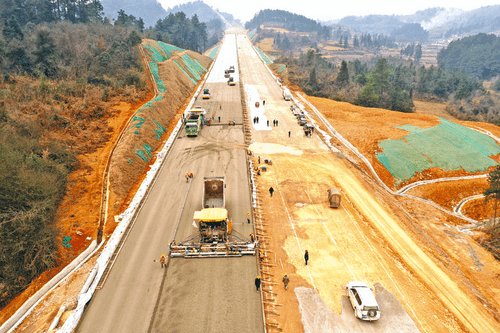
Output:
0 4 150 308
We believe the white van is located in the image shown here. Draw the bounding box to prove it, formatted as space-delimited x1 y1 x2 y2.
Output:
346 282 381 321
283 89 291 101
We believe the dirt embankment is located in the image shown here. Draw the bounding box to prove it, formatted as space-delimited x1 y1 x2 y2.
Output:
0 43 212 327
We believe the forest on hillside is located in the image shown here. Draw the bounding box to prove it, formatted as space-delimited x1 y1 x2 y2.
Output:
437 33 500 80
276 49 486 116
245 9 330 37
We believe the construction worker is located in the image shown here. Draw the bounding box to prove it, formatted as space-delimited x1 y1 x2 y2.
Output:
189 172 193 179
259 249 265 261
250 232 255 242
160 254 166 268
269 187 274 197
247 211 251 224
304 250 309 265
185 173 189 182
255 276 261 291
283 274 290 290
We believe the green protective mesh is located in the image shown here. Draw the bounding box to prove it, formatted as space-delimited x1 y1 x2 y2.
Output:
173 60 198 85
376 117 500 186
181 55 202 80
132 113 146 128
135 148 151 162
209 46 220 59
277 64 287 73
143 44 168 62
151 117 166 140
157 41 183 56
182 54 207 75
255 48 274 64
149 62 159 79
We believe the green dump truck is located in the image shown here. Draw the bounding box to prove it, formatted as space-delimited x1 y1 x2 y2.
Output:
185 106 205 137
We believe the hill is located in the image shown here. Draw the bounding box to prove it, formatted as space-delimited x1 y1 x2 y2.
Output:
165 0 236 25
338 5 500 41
100 0 167 27
245 9 327 35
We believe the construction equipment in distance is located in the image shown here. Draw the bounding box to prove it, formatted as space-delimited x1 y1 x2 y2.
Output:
228 77 235 86
169 177 256 258
328 187 341 208
228 65 235 73
202 88 210 99
185 106 206 137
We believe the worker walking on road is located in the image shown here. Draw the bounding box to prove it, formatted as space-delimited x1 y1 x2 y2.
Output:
160 254 166 268
247 211 251 224
283 274 290 290
304 250 309 265
269 187 274 197
255 276 261 291
185 173 189 182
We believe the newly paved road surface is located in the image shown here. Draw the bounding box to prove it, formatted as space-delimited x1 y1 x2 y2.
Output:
77 33 263 333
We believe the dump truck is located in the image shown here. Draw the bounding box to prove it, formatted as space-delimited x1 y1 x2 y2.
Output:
228 65 235 73
228 77 235 86
328 187 341 208
169 177 256 258
185 107 206 137
202 88 210 99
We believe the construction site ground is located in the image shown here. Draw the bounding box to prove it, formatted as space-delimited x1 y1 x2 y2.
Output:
247 94 500 332
3 35 500 333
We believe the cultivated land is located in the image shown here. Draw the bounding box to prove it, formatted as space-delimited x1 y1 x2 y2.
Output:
3 28 500 333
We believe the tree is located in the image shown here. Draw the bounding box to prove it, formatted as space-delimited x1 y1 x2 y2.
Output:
414 43 422 63
485 166 500 229
336 60 349 86
3 15 24 41
33 29 58 78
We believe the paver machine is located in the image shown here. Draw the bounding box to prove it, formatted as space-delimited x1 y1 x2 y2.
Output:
169 177 256 258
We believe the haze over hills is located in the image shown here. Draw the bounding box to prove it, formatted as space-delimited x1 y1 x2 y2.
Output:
336 5 500 41
100 0 236 28
99 0 500 42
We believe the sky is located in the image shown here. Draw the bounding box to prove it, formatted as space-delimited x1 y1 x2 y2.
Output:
157 0 500 23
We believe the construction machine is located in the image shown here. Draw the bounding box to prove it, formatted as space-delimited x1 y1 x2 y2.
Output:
169 177 256 258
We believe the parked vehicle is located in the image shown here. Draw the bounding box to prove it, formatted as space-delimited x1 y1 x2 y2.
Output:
228 65 235 73
327 187 341 208
346 282 380 321
283 89 292 101
228 77 235 86
298 116 307 126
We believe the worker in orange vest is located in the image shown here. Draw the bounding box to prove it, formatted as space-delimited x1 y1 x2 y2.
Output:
160 254 166 268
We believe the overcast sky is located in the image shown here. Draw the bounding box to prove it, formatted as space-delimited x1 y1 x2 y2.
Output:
157 0 500 23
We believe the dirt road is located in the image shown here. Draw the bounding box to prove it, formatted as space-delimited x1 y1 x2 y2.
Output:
237 32 500 332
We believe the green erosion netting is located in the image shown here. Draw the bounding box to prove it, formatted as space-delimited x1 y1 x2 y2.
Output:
209 45 220 59
255 48 274 64
173 60 198 85
277 64 287 73
135 40 208 165
143 45 168 62
156 41 183 56
376 117 500 186
181 54 203 80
